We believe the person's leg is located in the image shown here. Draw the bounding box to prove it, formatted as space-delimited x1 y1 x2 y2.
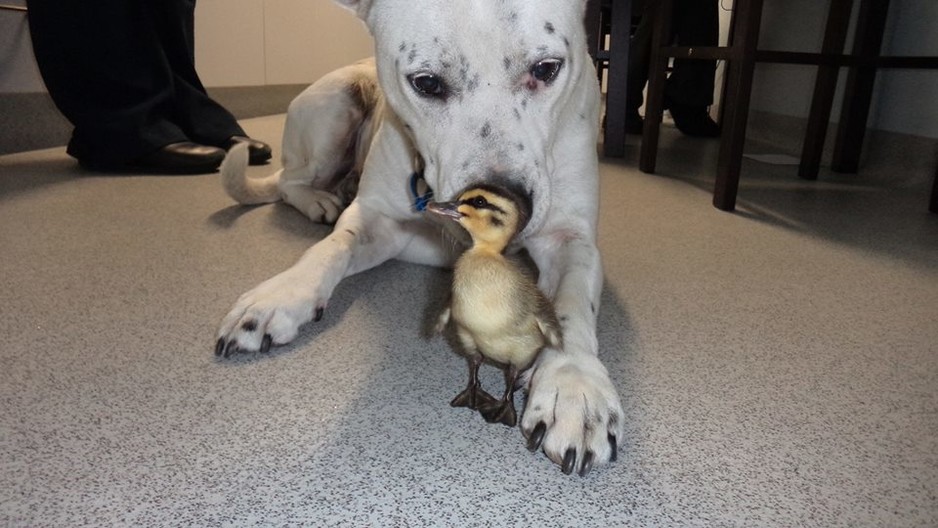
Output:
27 0 196 168
664 0 720 136
148 0 271 163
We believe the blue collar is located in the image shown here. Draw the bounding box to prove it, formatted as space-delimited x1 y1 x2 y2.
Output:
410 170 433 212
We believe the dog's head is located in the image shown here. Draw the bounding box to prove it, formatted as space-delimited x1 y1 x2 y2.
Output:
335 0 598 238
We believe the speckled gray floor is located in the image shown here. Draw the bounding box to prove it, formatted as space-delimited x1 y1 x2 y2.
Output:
1 115 936 527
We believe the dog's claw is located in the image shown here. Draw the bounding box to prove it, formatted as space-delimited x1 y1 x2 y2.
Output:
561 448 577 475
224 340 238 358
314 307 324 322
608 434 618 462
214 338 225 356
579 450 594 477
526 422 546 452
260 334 272 354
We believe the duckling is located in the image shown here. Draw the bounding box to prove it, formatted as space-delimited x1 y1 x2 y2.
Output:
428 183 562 427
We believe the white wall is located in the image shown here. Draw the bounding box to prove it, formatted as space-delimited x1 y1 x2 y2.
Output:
748 0 938 138
0 0 42 92
194 0 374 87
869 1 938 138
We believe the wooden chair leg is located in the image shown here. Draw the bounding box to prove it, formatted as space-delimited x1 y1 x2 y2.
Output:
713 0 764 211
603 0 632 158
638 0 673 174
799 0 855 180
831 0 891 173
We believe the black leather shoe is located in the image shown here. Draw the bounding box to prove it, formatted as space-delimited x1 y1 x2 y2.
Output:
667 103 721 138
131 142 226 174
222 136 272 165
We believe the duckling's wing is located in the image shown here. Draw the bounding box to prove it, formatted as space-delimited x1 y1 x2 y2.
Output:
434 303 451 335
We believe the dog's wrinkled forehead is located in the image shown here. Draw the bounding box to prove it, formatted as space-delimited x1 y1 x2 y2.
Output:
338 0 586 49
336 0 591 238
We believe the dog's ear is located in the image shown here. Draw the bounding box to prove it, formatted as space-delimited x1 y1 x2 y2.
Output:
332 0 373 20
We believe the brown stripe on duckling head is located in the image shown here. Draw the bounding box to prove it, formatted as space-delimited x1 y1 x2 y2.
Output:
457 181 532 234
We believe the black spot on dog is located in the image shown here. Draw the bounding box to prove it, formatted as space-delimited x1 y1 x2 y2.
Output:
563 36 571 49
407 48 417 64
480 122 492 138
398 42 407 53
241 320 258 332
458 54 471 82
513 108 522 120
545 21 555 34
503 56 512 71
516 142 525 151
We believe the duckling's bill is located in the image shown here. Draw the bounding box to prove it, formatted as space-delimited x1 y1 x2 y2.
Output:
426 200 464 221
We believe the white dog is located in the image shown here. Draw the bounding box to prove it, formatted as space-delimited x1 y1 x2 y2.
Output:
217 0 624 477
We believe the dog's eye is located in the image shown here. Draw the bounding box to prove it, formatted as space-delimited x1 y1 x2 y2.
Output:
531 59 563 83
408 73 447 98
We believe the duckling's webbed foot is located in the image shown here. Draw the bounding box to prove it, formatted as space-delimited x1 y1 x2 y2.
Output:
450 386 497 410
450 355 496 410
479 399 517 427
478 366 520 426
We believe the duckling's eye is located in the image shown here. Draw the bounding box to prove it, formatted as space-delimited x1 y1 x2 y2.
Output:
531 59 563 84
471 196 488 208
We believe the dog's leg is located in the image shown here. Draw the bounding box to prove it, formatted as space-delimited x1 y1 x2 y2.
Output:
280 183 346 225
520 233 625 476
216 200 414 355
273 60 378 224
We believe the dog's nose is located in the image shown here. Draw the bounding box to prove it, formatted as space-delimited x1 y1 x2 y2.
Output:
486 170 532 198
484 168 524 187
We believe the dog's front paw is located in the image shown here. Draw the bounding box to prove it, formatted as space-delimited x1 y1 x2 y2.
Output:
215 272 324 357
521 349 624 476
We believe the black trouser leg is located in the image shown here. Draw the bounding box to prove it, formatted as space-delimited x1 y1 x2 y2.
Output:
147 0 245 146
626 0 719 112
665 0 719 107
27 0 243 167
